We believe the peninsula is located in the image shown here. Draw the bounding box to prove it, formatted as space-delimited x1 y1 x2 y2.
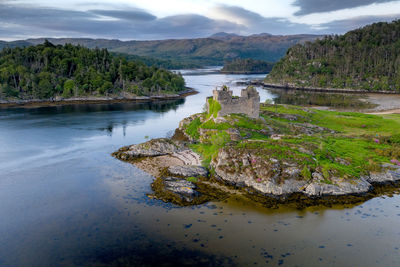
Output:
265 20 400 93
113 86 400 207
0 41 189 106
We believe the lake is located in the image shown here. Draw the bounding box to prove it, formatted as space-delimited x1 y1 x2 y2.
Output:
0 70 399 266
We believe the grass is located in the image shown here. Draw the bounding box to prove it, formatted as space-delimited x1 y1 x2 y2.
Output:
188 104 400 180
207 98 221 119
185 117 202 139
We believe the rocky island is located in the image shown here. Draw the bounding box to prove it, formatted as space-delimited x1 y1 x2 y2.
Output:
113 86 400 207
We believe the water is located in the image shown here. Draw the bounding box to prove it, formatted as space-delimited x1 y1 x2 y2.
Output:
0 71 399 266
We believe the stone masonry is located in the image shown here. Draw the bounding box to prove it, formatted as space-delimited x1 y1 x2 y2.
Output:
208 85 260 118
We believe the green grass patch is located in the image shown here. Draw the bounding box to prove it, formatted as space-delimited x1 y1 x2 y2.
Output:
185 117 202 139
207 98 221 118
190 131 231 167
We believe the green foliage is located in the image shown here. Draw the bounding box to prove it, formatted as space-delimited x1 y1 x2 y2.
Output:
0 41 186 100
207 98 221 118
185 118 202 139
190 103 400 180
221 58 274 74
267 20 400 92
113 52 201 69
191 131 231 167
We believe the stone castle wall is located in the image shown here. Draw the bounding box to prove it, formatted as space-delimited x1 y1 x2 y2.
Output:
208 86 260 118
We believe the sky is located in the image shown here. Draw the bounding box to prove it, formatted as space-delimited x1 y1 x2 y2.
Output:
0 0 399 40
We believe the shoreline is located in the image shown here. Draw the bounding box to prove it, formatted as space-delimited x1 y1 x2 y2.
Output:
253 81 400 95
0 88 198 108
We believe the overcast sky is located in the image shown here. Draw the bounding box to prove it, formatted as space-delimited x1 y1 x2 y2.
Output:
0 0 399 40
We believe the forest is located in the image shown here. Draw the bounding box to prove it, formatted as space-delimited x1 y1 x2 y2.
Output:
266 20 400 92
221 58 274 74
0 40 186 100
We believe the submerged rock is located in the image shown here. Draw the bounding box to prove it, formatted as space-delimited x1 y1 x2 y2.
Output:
162 177 200 202
168 165 208 178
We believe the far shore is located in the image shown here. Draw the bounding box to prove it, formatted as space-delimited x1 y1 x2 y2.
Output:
0 88 197 108
253 81 400 95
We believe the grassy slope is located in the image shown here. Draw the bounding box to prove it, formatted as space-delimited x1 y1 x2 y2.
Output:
182 104 400 182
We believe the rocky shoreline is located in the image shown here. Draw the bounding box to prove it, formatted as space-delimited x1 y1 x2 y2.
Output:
255 81 400 95
113 108 400 207
0 88 197 108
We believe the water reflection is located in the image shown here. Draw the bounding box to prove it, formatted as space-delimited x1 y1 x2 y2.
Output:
0 70 399 266
269 88 375 110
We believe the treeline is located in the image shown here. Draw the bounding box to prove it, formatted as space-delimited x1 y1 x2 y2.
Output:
221 58 274 74
114 53 201 70
0 40 186 100
266 20 400 91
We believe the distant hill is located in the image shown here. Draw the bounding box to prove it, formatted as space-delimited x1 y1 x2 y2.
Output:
0 34 321 67
221 58 274 74
266 20 400 92
209 32 240 39
0 40 32 50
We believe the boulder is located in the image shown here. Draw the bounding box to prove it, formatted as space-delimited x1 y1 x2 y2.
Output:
304 177 371 196
162 177 199 202
168 165 208 178
125 138 182 158
366 164 400 184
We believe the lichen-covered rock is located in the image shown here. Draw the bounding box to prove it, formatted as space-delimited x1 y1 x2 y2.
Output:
366 164 400 184
124 138 183 158
211 147 308 196
168 165 208 178
211 146 374 197
304 177 371 196
162 177 199 202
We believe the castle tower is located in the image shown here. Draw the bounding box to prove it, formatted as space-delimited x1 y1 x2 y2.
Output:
208 86 260 118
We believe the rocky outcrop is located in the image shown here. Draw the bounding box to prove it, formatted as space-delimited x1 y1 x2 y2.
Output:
125 138 182 158
168 165 208 178
304 177 371 196
161 177 199 202
365 164 400 184
211 146 398 197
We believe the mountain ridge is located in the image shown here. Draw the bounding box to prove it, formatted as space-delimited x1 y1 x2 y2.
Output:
0 34 322 67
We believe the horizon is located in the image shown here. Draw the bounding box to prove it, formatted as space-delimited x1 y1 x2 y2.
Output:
0 0 399 41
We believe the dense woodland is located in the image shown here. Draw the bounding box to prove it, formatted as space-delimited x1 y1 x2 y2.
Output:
266 20 400 91
0 41 186 100
221 58 274 74
114 53 200 70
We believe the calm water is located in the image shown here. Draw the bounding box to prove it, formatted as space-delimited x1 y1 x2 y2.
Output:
0 71 399 266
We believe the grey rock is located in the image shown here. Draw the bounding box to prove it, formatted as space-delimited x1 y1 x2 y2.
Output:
305 177 371 196
168 165 208 178
211 146 374 197
126 138 182 157
366 164 400 184
163 177 199 202
211 147 308 196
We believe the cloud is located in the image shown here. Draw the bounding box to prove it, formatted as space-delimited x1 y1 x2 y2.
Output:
0 1 398 40
317 14 400 33
0 2 243 40
211 5 315 35
293 0 396 15
89 9 157 21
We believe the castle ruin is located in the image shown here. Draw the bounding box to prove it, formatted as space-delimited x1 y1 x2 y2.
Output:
208 85 260 118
